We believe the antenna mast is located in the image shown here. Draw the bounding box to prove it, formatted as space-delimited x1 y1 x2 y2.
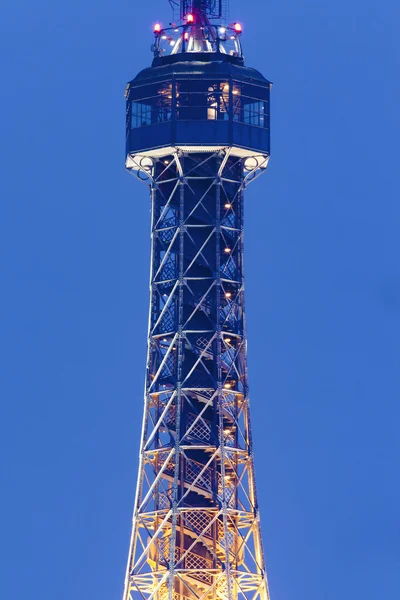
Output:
169 0 228 22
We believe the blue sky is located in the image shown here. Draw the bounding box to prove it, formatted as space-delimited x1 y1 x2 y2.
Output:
1 0 399 599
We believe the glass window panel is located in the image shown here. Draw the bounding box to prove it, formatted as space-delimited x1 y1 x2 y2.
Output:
231 81 269 127
232 92 241 121
233 81 269 101
131 102 152 128
131 82 173 128
239 97 267 127
131 97 173 128
176 80 229 121
219 82 230 116
130 81 172 102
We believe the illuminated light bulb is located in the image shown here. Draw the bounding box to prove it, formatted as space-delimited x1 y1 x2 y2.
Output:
163 338 167 342
154 23 161 33
225 338 231 343
234 22 242 33
164 160 169 164
170 40 175 46
139 156 153 171
224 383 232 389
184 32 189 40
224 203 232 209
219 27 226 34
225 292 232 298
161 35 167 39
187 13 194 23
224 247 231 253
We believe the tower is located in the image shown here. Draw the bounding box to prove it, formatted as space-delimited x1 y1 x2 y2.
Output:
123 2 271 600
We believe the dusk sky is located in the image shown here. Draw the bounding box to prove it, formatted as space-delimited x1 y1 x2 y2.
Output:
1 1 399 599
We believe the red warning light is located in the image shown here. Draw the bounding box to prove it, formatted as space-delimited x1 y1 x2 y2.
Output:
234 22 242 33
154 23 161 33
187 13 194 23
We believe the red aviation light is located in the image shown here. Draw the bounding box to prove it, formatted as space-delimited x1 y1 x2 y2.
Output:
154 23 161 34
186 13 194 23
234 22 242 33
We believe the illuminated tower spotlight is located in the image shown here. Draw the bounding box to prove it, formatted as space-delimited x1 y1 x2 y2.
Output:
123 2 272 600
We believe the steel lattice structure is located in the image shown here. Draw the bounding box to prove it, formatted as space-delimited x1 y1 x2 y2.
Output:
122 3 272 600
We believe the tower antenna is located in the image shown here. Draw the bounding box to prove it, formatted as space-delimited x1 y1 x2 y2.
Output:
169 0 228 22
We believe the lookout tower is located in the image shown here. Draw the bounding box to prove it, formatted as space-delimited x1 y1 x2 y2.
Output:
122 2 272 600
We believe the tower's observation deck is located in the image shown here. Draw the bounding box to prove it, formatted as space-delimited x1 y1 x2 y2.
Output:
123 4 271 600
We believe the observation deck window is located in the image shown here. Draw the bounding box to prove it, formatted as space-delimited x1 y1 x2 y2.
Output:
131 81 173 128
176 80 230 121
232 81 269 128
128 79 269 129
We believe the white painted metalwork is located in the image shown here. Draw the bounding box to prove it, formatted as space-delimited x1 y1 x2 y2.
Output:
123 148 270 600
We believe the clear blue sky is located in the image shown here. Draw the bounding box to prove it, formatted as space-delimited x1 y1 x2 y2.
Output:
1 1 399 599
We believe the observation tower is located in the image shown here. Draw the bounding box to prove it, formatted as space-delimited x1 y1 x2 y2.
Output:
123 2 271 600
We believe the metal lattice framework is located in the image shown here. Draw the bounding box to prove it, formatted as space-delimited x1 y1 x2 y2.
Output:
123 148 270 600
